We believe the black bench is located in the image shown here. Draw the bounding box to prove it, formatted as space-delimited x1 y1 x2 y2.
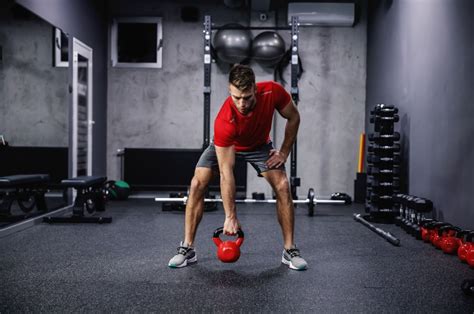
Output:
43 176 112 224
0 174 49 222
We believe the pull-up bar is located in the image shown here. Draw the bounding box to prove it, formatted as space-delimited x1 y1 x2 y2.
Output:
213 26 293 31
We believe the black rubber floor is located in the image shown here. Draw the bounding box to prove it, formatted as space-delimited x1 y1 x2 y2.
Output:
1 199 473 312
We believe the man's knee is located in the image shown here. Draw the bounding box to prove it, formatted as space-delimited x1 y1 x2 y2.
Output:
189 173 210 194
272 176 291 197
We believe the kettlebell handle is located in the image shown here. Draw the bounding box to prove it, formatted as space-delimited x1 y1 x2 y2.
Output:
213 227 244 239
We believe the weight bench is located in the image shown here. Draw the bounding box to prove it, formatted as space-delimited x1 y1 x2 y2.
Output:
0 174 49 222
43 176 112 224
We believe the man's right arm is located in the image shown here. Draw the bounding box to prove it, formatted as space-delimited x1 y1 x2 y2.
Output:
215 145 240 235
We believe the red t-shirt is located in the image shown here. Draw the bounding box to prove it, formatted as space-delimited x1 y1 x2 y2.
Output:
214 81 291 151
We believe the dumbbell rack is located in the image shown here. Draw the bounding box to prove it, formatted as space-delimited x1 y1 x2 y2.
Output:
366 104 401 220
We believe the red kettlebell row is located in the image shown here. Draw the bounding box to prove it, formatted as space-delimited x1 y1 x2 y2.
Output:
213 227 245 263
420 221 474 262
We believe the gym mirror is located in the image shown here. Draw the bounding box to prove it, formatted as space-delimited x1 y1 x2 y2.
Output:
0 1 69 229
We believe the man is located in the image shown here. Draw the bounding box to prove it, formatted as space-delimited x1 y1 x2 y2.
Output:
168 64 307 270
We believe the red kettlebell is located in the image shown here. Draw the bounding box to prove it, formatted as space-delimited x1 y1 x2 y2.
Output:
213 227 244 263
435 226 457 250
421 221 437 242
459 232 474 263
441 227 466 254
440 227 463 254
466 245 474 267
424 222 439 243
430 223 451 246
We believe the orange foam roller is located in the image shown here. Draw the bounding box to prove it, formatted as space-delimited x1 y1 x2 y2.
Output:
358 133 365 173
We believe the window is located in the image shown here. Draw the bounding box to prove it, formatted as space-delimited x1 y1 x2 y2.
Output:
54 28 69 67
111 17 163 68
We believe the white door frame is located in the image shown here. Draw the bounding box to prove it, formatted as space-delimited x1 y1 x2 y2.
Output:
71 38 93 177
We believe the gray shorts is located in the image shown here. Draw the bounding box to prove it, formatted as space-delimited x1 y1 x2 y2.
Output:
196 142 285 177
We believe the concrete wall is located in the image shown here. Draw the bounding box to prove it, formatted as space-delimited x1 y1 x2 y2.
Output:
16 0 109 176
366 0 474 227
0 2 68 147
107 0 367 198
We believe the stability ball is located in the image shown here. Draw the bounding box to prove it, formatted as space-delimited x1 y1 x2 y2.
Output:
213 24 252 64
252 31 286 67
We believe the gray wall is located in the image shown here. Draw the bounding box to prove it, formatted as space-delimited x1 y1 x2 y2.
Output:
107 0 367 198
0 2 68 147
16 0 109 175
366 0 474 227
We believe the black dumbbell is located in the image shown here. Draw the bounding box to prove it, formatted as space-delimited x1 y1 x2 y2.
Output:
370 115 400 124
409 197 433 236
369 194 392 203
367 178 401 188
393 193 406 226
413 197 433 213
368 143 401 153
406 197 426 234
367 185 394 196
401 195 416 231
371 105 398 114
368 132 401 142
367 154 401 165
367 166 400 176
407 196 428 235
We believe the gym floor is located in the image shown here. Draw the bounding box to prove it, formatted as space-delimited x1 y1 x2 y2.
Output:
1 200 473 312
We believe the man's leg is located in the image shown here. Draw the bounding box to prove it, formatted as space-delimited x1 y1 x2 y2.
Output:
262 169 307 270
184 167 213 246
168 167 213 268
169 143 219 268
261 170 294 249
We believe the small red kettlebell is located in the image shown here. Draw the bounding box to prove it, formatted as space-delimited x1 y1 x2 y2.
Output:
458 241 471 263
213 227 244 263
458 232 474 263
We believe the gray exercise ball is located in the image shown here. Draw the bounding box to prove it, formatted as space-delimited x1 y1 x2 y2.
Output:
213 24 252 64
252 31 286 67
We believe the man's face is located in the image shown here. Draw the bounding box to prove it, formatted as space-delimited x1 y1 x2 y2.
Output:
229 84 256 115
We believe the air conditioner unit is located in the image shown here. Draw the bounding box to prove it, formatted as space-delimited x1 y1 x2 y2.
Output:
287 2 355 27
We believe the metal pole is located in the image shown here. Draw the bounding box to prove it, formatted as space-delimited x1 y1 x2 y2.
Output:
203 15 212 149
353 213 401 246
290 16 300 200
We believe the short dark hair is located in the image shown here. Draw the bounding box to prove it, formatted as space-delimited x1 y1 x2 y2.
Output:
228 64 255 91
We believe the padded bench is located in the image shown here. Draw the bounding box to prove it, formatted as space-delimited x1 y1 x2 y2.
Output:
0 174 50 187
44 176 112 224
0 174 49 222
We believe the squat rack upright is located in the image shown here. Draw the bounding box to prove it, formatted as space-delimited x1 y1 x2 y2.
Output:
203 15 302 199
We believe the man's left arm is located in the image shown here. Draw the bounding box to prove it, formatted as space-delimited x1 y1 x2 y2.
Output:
266 100 300 169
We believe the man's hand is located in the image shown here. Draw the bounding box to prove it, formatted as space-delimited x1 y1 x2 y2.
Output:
223 216 240 235
266 149 288 169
